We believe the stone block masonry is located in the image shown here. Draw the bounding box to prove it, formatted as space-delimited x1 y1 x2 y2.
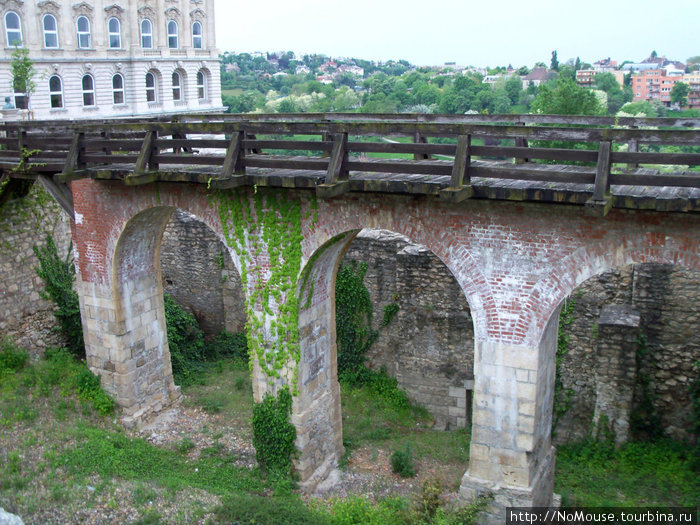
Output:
0 183 71 354
160 209 245 336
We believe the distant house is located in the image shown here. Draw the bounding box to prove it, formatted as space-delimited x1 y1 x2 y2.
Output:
593 58 617 72
521 67 551 89
295 65 311 75
631 69 682 107
575 69 596 87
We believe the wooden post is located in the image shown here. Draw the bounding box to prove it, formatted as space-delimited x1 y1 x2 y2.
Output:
221 131 245 178
135 130 157 175
627 126 639 172
414 132 430 160
515 122 529 164
439 134 473 203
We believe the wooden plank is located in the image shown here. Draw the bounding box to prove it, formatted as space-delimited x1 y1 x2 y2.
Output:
471 145 598 163
245 156 329 171
152 154 224 166
609 172 700 188
611 151 700 165
348 141 455 155
82 154 139 164
469 165 596 184
242 139 331 151
346 159 452 176
38 174 74 220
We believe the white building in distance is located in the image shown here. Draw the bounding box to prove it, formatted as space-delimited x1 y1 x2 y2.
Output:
0 0 223 120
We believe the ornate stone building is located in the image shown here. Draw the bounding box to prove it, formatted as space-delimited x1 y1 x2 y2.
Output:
0 0 223 120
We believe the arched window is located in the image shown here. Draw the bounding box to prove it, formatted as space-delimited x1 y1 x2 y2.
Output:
140 19 152 48
49 75 63 108
167 20 178 49
192 21 202 49
43 14 59 48
108 17 121 48
196 70 207 100
146 72 157 102
76 16 91 48
5 11 22 47
172 71 182 101
112 74 125 104
82 74 95 106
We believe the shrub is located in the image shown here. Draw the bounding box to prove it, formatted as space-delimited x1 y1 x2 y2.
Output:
390 442 416 478
0 337 29 374
204 330 248 361
163 293 206 385
252 387 297 476
33 236 84 359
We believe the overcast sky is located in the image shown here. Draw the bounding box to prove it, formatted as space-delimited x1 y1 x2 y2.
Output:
213 0 698 68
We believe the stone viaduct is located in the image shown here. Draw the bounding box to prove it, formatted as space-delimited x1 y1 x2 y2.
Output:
70 178 700 514
3 114 699 521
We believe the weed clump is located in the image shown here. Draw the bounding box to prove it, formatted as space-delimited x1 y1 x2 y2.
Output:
0 337 29 374
391 442 416 478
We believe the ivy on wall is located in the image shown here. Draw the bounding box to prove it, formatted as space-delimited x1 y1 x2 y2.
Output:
211 188 310 393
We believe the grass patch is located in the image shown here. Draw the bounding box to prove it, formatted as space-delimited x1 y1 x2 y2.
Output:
555 438 700 507
340 380 470 466
55 423 263 495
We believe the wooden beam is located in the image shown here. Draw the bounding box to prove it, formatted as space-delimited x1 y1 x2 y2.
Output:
38 174 74 220
514 122 529 164
440 134 473 202
61 132 84 178
221 131 245 178
135 130 157 174
317 132 349 198
414 132 430 160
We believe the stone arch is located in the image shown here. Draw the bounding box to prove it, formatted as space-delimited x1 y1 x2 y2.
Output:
293 215 481 489
74 179 245 427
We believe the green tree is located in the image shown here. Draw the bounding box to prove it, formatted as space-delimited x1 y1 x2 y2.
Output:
504 75 523 104
531 77 603 115
671 82 690 107
550 50 559 71
10 46 35 109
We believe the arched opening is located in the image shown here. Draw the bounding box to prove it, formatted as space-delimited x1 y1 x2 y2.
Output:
540 250 700 507
109 205 245 425
555 262 700 444
296 227 476 494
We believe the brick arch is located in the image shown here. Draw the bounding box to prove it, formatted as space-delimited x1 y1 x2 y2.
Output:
301 196 491 343
526 232 700 346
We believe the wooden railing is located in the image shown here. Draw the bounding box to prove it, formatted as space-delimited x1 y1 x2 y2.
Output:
1 113 699 216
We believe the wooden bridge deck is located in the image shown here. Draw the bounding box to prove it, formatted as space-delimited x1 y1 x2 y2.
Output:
1 113 699 217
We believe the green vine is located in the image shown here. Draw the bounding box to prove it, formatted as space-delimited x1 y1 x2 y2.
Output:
553 296 576 433
211 188 308 393
251 386 297 477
